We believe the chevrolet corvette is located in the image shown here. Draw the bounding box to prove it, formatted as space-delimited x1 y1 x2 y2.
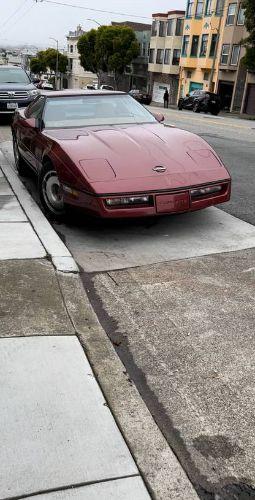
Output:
12 90 231 220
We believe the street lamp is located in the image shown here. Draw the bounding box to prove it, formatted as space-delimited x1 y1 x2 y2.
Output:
49 37 59 90
85 19 102 27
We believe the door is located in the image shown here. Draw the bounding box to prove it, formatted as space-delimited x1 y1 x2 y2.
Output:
20 96 45 169
245 84 255 115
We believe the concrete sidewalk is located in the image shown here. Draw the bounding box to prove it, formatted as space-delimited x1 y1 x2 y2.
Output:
0 155 199 499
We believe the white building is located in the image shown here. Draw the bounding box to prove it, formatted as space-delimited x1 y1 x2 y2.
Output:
66 25 97 89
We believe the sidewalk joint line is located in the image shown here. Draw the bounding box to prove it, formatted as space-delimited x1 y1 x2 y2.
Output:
2 473 140 500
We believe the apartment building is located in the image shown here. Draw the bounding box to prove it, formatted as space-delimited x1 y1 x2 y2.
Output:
148 11 185 104
66 25 97 89
178 0 225 98
217 1 255 114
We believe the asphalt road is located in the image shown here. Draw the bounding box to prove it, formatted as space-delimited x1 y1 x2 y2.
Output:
1 109 255 499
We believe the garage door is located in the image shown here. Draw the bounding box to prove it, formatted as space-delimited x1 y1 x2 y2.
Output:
152 82 170 104
245 84 255 115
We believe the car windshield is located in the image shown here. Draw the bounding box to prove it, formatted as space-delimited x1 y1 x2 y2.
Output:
43 94 157 129
0 68 30 84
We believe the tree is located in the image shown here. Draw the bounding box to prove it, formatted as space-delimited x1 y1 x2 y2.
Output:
78 25 140 89
30 56 47 75
77 29 99 76
242 0 255 71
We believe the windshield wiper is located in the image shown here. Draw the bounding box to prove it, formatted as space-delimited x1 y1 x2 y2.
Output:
2 81 20 83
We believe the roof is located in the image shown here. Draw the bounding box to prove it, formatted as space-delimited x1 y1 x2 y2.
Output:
111 21 151 31
0 65 25 69
152 10 185 18
40 89 125 97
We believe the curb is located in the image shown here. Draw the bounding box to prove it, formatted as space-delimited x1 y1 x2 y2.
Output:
0 148 78 273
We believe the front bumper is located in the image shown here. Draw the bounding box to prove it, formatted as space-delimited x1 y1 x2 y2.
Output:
63 180 231 219
0 97 35 114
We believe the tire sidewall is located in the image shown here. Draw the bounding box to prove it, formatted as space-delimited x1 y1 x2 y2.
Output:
39 163 65 220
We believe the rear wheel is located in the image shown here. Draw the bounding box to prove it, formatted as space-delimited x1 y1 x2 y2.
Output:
39 162 65 221
178 100 183 110
211 109 220 116
193 102 200 113
13 134 30 176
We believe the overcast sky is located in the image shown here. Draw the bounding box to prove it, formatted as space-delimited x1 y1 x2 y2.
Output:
0 0 186 48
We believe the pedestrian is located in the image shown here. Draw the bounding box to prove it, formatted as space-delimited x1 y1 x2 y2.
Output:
163 88 169 108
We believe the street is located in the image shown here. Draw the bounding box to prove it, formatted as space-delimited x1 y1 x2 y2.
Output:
1 108 255 499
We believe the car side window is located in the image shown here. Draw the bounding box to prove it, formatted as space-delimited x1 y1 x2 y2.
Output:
25 97 45 119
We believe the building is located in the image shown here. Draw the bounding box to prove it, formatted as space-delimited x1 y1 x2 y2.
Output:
148 11 185 105
101 21 151 92
178 0 225 99
66 25 97 89
217 0 255 114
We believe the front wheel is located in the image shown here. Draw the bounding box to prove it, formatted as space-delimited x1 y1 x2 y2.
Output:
13 135 30 176
39 162 65 221
211 109 220 116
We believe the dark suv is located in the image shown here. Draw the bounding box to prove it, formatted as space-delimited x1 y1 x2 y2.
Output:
178 90 221 115
0 65 40 118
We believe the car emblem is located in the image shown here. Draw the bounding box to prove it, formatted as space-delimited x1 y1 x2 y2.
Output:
8 91 15 96
153 166 167 173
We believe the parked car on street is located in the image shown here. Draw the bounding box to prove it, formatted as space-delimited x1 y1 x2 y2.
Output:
100 84 114 91
129 89 152 105
12 89 230 220
178 90 221 115
0 65 40 117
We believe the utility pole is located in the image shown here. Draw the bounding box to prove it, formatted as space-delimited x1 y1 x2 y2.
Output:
49 37 59 90
208 8 224 93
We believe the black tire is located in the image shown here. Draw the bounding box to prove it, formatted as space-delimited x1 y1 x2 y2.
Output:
12 134 30 176
211 109 220 116
193 102 200 113
39 161 65 221
178 100 183 110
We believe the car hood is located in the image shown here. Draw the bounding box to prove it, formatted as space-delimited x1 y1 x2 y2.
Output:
45 123 229 194
0 83 36 91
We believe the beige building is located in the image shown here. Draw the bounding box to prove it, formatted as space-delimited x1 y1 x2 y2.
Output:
217 0 255 114
148 11 185 104
66 25 97 89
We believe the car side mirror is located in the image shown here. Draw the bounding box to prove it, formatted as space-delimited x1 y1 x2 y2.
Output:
26 117 43 130
153 113 165 123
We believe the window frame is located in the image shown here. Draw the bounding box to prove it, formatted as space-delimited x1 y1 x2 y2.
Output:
167 18 174 36
209 33 218 57
205 0 212 16
156 48 164 64
175 18 184 36
220 43 230 64
149 48 155 63
226 3 237 25
200 34 209 57
25 96 46 119
196 0 204 18
164 48 171 65
237 4 245 25
159 20 166 37
190 35 199 57
182 35 190 57
186 0 194 18
230 44 240 65
172 48 181 65
216 0 225 15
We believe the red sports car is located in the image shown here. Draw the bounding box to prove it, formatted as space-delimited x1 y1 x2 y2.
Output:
12 90 231 219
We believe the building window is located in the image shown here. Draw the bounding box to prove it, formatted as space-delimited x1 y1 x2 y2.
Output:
159 21 166 36
226 3 237 25
182 35 190 56
209 34 217 57
172 48 181 65
237 4 245 25
164 49 171 64
205 0 212 15
204 71 209 80
190 35 199 56
230 44 240 65
151 20 157 36
167 18 174 36
156 49 164 64
149 48 155 63
187 70 192 78
186 0 194 17
70 44 73 53
196 0 204 18
200 34 208 56
221 44 230 64
216 0 225 15
175 18 184 36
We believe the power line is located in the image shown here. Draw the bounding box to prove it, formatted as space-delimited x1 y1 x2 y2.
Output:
0 0 30 30
34 0 152 20
0 1 35 36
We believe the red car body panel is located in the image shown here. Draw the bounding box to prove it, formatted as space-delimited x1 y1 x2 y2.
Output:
12 90 231 218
